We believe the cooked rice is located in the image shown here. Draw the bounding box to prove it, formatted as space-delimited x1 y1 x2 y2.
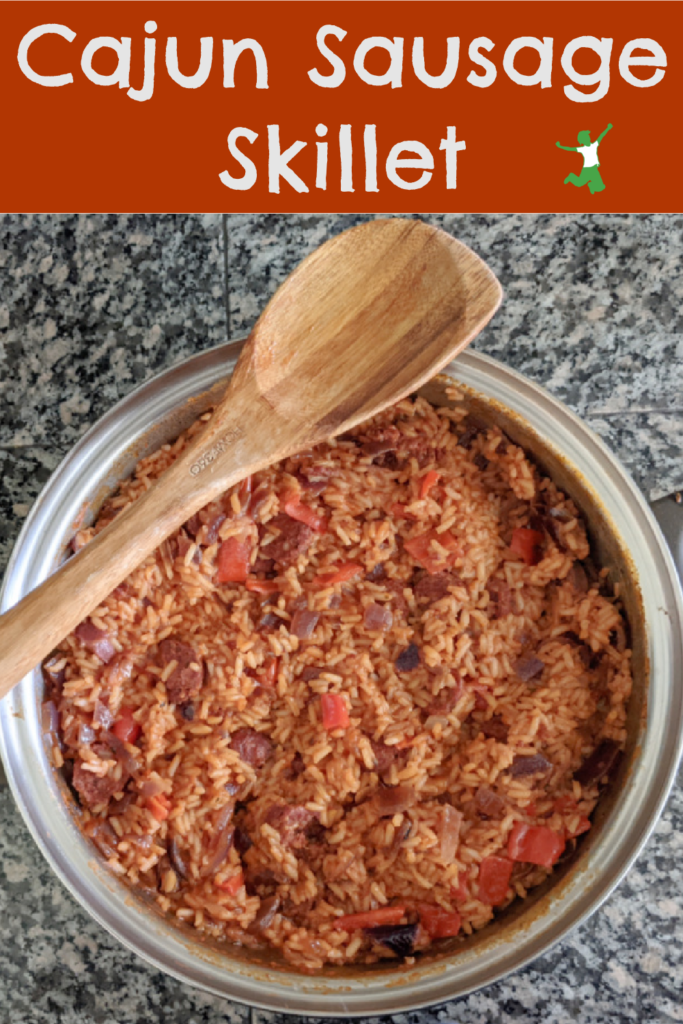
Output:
45 393 632 971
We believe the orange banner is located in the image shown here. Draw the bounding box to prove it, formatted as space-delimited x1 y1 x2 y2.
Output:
1 0 682 212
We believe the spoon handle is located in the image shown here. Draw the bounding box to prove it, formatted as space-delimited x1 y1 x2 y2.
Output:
0 370 291 700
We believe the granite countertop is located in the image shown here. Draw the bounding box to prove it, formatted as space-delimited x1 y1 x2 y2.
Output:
1 214 682 1024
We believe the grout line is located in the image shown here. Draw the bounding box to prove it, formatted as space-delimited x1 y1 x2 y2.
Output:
222 214 232 341
586 408 683 419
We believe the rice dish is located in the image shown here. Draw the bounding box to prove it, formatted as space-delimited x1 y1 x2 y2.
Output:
42 389 632 971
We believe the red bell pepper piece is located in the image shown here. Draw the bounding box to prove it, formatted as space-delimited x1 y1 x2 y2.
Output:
508 821 565 867
321 692 349 730
333 906 406 930
216 871 244 894
282 493 327 533
112 705 141 745
510 528 544 566
147 792 171 822
217 535 252 582
404 528 460 574
419 470 441 499
245 579 280 594
312 562 363 587
478 855 514 905
417 904 462 938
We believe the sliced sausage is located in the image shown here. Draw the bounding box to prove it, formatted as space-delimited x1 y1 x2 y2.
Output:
261 514 314 566
426 675 464 717
74 620 116 664
414 571 462 603
370 739 397 774
265 804 318 849
73 756 128 808
158 636 204 705
487 579 512 620
230 727 273 768
479 714 508 742
515 655 544 683
395 643 420 672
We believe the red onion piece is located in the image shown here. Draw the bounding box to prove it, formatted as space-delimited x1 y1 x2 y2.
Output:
103 731 140 775
574 739 621 785
373 784 416 817
205 512 227 545
202 803 236 876
93 700 114 730
515 656 545 683
509 753 552 777
88 820 118 859
364 923 417 958
364 603 393 631
438 804 462 863
111 790 136 815
475 787 506 819
78 722 95 746
41 700 60 738
125 832 153 851
363 438 398 456
105 654 135 687
168 836 189 879
42 657 65 698
75 620 116 664
248 483 271 518
290 608 319 639
249 894 281 933
140 778 165 799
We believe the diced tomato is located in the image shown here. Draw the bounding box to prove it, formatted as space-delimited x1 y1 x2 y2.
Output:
216 871 244 895
147 793 171 822
478 856 514 905
321 692 349 730
245 579 280 594
260 657 280 688
237 475 252 508
508 822 565 867
333 906 406 931
417 904 462 939
524 801 538 818
450 876 469 902
569 816 591 839
112 705 141 745
390 502 417 521
404 529 460 574
217 535 252 583
312 562 363 587
509 528 544 566
419 470 441 499
282 493 327 533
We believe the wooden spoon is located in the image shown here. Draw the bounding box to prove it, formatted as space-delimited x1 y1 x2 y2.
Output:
0 217 502 698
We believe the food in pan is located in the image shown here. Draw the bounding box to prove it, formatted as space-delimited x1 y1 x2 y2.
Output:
42 389 631 970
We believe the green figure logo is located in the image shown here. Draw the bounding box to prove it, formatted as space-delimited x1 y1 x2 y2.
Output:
556 124 613 194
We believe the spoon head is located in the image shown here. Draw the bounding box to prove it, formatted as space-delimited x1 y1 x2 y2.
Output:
239 218 503 441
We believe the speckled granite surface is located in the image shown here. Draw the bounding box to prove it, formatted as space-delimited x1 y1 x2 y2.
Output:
1 214 682 1024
